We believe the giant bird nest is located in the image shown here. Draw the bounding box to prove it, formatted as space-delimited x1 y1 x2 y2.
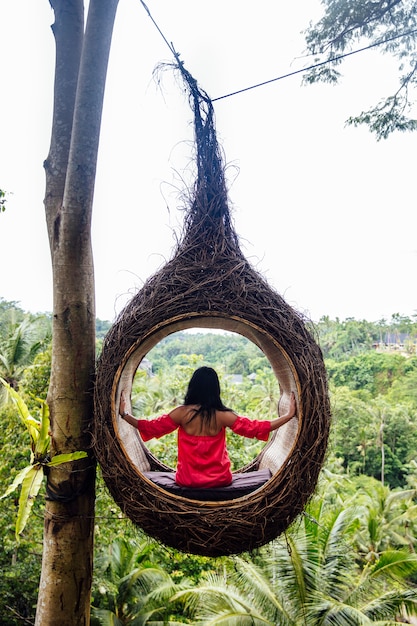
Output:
93 64 331 557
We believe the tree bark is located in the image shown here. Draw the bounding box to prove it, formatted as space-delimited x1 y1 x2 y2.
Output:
36 1 119 624
44 0 84 248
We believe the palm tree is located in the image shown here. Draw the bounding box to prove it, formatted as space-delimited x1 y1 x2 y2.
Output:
174 499 417 624
0 314 51 391
91 537 188 625
352 475 417 559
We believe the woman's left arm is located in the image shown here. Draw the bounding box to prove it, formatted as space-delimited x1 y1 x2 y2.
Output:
269 392 297 431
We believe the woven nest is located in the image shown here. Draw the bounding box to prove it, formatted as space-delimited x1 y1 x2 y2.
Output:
93 64 331 557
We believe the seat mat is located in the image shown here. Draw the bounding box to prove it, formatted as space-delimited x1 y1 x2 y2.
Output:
143 468 272 501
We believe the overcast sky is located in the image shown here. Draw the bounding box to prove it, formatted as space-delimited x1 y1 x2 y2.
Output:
1 0 416 323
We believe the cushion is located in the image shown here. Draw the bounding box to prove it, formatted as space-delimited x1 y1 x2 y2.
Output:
143 469 272 501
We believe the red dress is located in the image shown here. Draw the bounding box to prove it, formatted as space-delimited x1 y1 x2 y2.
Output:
136 413 271 488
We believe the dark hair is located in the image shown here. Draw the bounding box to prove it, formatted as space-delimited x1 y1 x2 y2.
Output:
184 367 229 427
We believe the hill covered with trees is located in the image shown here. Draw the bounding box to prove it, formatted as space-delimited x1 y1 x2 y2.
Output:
1 298 417 623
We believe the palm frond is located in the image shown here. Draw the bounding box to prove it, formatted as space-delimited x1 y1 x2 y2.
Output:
277 531 312 607
172 581 272 624
368 549 417 580
145 576 188 604
345 550 417 611
362 587 417 621
123 565 173 596
307 597 375 626
196 612 274 626
233 556 286 614
91 607 124 625
320 507 362 599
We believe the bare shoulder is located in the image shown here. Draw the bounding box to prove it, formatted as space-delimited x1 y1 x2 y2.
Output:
217 409 239 427
169 404 196 424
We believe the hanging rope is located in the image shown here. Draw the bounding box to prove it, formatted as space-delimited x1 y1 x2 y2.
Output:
140 0 235 240
211 27 417 102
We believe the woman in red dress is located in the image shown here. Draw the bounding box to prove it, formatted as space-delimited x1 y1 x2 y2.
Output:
119 366 296 489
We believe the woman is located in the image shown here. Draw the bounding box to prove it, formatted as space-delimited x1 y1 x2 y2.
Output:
119 366 297 489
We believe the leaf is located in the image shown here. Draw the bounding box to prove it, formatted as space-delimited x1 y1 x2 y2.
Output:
46 451 88 466
0 464 34 499
369 549 417 580
0 377 40 443
34 400 50 459
15 465 44 540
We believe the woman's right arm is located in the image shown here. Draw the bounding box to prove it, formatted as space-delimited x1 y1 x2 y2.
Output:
118 391 181 440
119 392 138 427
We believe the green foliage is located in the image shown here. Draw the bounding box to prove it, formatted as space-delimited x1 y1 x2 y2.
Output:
173 497 417 624
1 302 417 622
347 95 417 140
350 475 417 558
96 318 112 339
147 331 270 375
0 379 87 540
0 543 42 626
327 351 411 395
0 305 51 392
386 365 417 408
91 537 192 624
151 544 227 586
20 346 52 409
302 0 417 139
0 400 43 624
95 318 112 356
0 189 8 212
326 349 417 487
314 316 376 358
329 386 417 487
315 314 417 359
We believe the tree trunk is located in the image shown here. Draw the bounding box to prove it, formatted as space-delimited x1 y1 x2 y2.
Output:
380 412 385 486
36 1 119 624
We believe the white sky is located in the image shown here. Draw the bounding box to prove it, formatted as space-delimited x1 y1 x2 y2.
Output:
1 0 416 323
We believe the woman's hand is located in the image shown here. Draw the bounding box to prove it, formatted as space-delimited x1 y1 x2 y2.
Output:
283 391 297 419
119 391 127 417
270 392 297 432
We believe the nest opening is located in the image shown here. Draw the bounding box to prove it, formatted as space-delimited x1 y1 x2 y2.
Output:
114 314 300 496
